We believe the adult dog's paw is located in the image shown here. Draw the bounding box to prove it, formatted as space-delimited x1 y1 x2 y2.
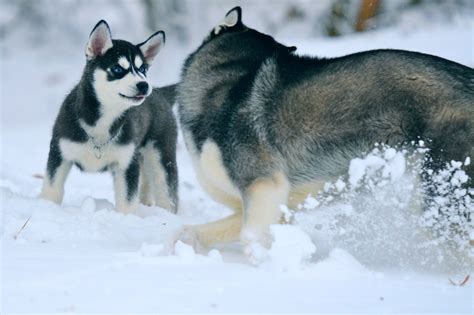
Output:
171 225 206 253
241 229 270 265
243 241 269 266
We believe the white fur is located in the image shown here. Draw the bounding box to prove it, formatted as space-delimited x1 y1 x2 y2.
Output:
224 9 239 27
139 143 174 210
198 140 240 197
176 134 242 246
59 139 135 172
118 57 130 70
93 69 147 111
40 161 73 204
213 9 240 35
240 173 290 252
177 136 239 244
183 135 241 206
134 55 143 69
179 131 313 259
57 139 136 213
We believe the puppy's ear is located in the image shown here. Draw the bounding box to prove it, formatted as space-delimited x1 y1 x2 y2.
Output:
138 31 165 65
86 20 113 60
224 6 242 27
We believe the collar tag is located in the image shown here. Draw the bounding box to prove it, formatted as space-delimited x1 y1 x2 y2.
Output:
93 145 103 159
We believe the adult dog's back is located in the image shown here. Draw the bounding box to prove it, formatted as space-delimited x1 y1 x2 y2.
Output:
177 7 473 261
259 49 473 181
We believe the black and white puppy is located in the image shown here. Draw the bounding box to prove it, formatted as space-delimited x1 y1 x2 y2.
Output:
40 20 178 213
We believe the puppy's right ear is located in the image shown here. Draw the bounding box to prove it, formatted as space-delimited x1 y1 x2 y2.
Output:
86 20 113 60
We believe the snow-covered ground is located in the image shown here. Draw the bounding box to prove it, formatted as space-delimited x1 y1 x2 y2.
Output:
1 18 473 313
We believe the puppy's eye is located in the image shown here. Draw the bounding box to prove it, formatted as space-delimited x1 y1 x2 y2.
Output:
111 65 124 74
138 65 147 74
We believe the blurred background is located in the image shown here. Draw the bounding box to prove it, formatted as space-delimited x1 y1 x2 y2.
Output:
1 0 472 80
0 0 472 144
1 0 472 47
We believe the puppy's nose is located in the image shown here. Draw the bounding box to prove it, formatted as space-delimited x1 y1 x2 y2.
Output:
136 82 149 95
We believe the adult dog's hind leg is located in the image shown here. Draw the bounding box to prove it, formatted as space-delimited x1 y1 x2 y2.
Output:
240 172 290 263
178 190 243 249
181 211 243 249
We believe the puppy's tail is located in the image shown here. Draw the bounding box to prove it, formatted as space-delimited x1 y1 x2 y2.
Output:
157 84 178 106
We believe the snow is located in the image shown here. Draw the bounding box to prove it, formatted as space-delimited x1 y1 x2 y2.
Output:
348 148 406 187
1 17 473 314
264 225 316 272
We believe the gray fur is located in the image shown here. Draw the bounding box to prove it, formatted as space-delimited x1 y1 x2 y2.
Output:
41 21 178 213
178 8 473 196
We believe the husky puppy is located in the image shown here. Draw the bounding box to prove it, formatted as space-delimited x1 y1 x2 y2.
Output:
40 20 178 213
177 7 473 259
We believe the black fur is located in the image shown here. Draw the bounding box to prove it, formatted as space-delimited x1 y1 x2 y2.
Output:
174 6 473 252
42 23 178 213
179 6 474 192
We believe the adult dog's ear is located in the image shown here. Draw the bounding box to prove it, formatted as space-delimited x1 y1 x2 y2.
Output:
86 20 113 60
223 6 242 28
213 6 243 35
138 31 165 65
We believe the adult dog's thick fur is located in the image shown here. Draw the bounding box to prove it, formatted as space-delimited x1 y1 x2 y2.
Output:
177 7 473 259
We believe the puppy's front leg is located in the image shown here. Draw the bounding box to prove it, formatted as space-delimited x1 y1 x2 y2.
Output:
113 159 140 214
40 139 72 204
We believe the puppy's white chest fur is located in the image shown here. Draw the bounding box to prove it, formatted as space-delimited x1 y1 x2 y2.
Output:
60 138 135 172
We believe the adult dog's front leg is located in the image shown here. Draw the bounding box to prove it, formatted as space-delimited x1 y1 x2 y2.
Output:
240 172 290 263
113 159 140 214
40 139 72 204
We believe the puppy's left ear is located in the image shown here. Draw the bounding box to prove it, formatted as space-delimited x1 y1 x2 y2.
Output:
138 31 165 64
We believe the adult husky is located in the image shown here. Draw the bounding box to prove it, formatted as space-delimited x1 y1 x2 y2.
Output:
40 21 178 213
177 7 473 259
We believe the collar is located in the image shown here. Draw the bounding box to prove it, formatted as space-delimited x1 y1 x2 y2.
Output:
79 119 125 159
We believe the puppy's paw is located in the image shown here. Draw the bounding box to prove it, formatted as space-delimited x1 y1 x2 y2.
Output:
140 198 155 207
139 191 155 207
115 203 137 215
38 189 63 204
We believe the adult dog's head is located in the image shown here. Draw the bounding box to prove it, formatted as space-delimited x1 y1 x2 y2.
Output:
183 6 296 72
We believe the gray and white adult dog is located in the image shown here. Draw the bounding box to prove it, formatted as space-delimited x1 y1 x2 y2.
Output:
40 20 178 213
177 7 473 260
